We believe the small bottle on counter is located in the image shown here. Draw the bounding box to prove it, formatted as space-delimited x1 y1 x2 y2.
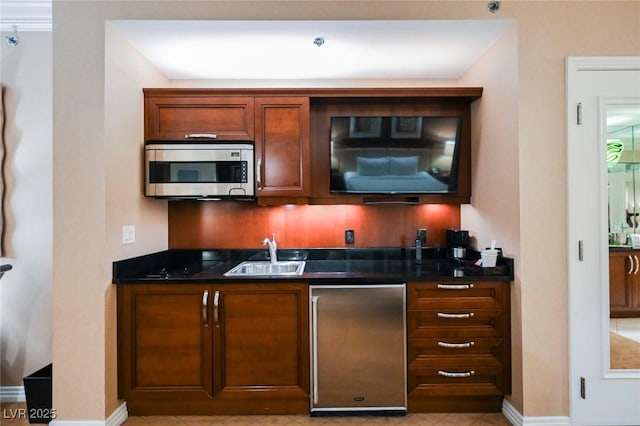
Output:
453 264 464 277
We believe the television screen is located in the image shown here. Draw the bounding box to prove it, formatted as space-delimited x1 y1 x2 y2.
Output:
329 116 462 194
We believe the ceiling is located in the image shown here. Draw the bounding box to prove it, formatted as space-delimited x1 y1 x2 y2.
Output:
110 20 513 80
0 0 52 31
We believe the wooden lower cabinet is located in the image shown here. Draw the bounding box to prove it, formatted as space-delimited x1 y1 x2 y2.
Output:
609 250 640 317
212 283 310 413
118 280 511 415
406 281 511 412
117 283 309 415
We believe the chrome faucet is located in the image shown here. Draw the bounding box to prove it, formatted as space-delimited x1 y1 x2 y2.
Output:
262 233 278 264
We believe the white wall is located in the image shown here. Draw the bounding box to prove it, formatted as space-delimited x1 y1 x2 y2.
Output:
0 31 52 387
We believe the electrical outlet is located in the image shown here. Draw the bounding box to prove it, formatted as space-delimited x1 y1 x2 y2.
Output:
122 225 136 245
345 229 355 244
417 229 427 244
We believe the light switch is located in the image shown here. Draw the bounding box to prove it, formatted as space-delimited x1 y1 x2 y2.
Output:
122 225 136 245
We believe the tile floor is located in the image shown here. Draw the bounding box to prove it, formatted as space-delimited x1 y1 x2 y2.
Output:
1 402 512 425
610 317 640 342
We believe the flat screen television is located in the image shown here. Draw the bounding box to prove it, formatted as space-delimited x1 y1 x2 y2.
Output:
329 116 462 194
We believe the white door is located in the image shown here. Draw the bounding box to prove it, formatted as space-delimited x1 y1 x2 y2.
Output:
567 57 640 425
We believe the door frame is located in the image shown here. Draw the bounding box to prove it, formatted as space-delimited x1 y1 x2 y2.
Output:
567 56 640 425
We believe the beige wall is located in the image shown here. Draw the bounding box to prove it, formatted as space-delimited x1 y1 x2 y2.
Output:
104 22 170 415
52 2 107 415
460 22 522 411
0 31 52 387
51 0 640 422
514 2 638 416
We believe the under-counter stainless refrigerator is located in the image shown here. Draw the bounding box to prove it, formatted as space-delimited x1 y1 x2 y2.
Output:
310 284 407 416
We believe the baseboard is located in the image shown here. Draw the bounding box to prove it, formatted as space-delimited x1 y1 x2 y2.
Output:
49 402 128 426
106 402 128 426
503 399 572 426
0 386 26 402
503 399 523 425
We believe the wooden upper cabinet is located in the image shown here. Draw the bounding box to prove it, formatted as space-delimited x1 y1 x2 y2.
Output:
255 97 311 198
144 94 254 141
143 88 482 205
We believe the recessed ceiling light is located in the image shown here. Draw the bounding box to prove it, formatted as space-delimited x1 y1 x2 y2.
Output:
5 25 19 47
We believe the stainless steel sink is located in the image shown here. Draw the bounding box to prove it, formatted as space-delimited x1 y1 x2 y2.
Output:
223 261 306 277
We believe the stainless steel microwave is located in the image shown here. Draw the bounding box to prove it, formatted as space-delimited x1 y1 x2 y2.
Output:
145 143 255 199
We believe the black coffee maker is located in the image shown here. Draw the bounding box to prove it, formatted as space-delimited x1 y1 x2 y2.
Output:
446 229 469 259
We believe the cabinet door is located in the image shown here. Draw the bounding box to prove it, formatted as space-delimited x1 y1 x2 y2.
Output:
212 283 309 412
117 284 213 404
254 97 310 198
609 251 636 316
633 272 640 312
145 96 254 141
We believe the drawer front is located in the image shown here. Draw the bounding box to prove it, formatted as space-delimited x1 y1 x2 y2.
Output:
408 309 504 338
408 281 503 310
408 337 503 360
408 356 504 397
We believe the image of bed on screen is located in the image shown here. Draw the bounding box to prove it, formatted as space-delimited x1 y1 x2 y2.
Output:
329 116 462 194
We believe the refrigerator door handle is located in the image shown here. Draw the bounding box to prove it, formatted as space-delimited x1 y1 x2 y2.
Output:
311 295 320 405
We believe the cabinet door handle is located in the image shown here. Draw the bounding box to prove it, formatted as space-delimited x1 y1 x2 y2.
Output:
634 255 639 274
202 290 209 326
437 283 474 290
256 158 263 190
438 341 475 348
213 291 220 326
629 255 635 274
437 312 474 319
185 133 217 139
438 370 475 378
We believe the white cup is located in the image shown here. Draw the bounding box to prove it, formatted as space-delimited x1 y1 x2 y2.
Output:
481 249 499 268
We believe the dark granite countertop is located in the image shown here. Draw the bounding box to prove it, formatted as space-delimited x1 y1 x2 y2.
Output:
609 245 639 251
112 248 514 284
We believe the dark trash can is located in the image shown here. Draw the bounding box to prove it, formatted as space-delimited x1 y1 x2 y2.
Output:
22 364 52 423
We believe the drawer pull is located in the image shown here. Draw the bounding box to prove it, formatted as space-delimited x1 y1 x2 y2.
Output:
438 370 475 378
437 283 474 290
185 133 217 139
437 312 475 319
438 341 475 348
